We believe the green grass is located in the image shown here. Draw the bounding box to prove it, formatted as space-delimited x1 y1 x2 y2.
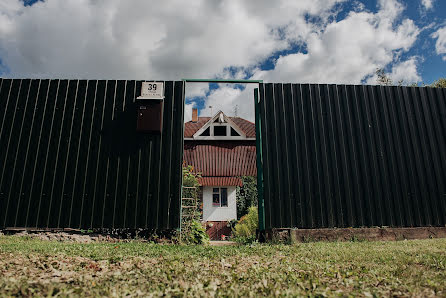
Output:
1 236 446 296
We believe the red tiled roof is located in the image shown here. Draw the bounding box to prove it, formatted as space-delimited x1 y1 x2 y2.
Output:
198 177 243 187
183 141 257 177
184 117 210 138
184 117 256 138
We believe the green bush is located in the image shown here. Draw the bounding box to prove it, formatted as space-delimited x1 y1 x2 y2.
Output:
233 206 258 244
182 220 209 245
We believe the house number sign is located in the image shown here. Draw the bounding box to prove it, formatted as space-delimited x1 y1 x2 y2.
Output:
138 82 164 100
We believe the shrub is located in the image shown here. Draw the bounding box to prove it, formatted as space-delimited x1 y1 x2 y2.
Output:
233 206 258 244
182 220 209 245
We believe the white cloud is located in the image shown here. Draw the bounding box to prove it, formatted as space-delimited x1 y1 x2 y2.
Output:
201 84 257 122
421 0 434 10
253 0 420 84
0 0 423 122
390 57 421 84
432 26 446 61
0 0 344 79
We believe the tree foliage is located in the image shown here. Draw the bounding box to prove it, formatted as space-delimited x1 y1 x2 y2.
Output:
182 164 201 188
375 68 446 88
430 78 446 88
236 176 257 219
376 68 393 86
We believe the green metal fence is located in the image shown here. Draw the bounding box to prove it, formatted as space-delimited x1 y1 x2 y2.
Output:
259 83 446 229
0 79 184 230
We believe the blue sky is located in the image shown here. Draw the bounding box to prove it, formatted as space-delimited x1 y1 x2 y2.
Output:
0 0 445 120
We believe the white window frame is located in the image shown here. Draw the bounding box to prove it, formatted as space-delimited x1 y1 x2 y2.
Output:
212 187 228 207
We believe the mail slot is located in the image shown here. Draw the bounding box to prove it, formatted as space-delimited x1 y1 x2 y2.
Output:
136 100 163 133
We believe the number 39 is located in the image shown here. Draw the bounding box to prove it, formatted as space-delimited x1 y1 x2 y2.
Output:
147 84 157 91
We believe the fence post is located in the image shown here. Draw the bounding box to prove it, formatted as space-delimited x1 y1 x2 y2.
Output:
254 88 266 241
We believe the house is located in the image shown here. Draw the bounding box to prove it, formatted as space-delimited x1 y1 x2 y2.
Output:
183 108 257 240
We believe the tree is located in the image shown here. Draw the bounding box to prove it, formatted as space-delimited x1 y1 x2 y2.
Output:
375 68 446 88
430 78 446 88
376 68 393 86
236 176 257 219
375 68 405 86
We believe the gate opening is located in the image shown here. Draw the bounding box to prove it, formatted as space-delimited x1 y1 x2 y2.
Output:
181 79 265 241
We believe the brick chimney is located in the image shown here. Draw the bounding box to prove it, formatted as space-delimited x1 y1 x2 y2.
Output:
192 108 198 123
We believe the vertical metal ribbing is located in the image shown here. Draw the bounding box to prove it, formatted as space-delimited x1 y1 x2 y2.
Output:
0 79 14 226
75 81 98 228
25 80 51 228
427 88 446 223
36 80 61 227
67 80 95 229
101 80 117 228
309 84 324 227
153 81 165 229
261 84 446 229
384 87 408 226
281 84 294 227
46 80 71 228
353 85 374 226
8 79 33 227
399 87 423 225
418 87 443 225
326 85 343 227
119 81 130 228
145 141 153 229
17 80 42 227
84 81 102 228
274 84 290 227
1 79 23 227
164 81 175 228
298 85 312 227
343 86 363 226
55 80 80 227
127 81 138 228
111 81 124 228
405 87 432 225
271 84 283 228
259 84 271 228
90 81 109 228
378 86 402 226
317 85 334 227
369 86 393 225
0 79 14 149
63 80 87 228
393 87 416 226
1 79 183 230
290 85 304 227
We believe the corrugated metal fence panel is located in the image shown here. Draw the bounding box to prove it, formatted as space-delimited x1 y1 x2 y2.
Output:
0 79 184 230
259 83 446 229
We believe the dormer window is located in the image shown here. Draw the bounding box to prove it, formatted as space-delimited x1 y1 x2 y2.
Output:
193 111 252 140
